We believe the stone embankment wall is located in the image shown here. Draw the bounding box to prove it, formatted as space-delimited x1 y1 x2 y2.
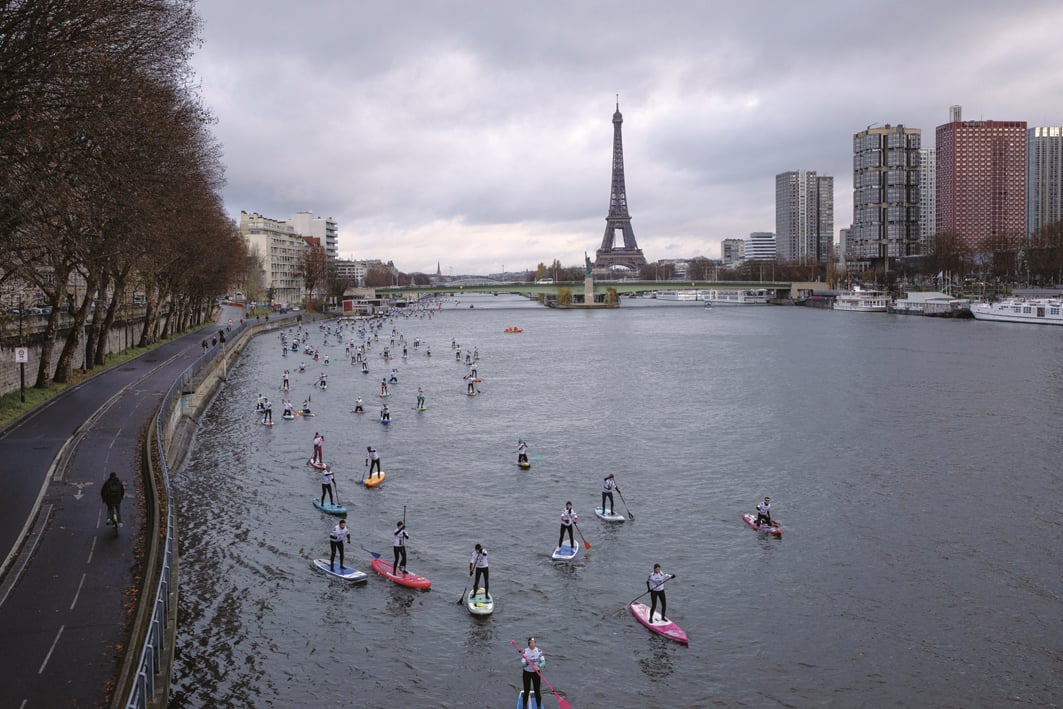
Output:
0 319 145 396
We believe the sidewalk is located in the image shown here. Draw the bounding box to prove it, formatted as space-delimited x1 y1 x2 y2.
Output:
0 306 247 707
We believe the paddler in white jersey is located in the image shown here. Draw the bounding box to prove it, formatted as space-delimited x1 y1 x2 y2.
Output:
320 465 335 507
601 473 617 514
517 439 528 464
328 519 350 570
261 398 272 424
518 637 546 709
469 544 489 596
557 502 578 550
755 496 773 527
392 521 409 574
646 563 676 623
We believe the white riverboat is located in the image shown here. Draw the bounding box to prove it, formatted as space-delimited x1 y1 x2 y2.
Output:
834 287 889 312
700 288 771 305
970 297 1063 325
887 291 972 318
655 289 701 302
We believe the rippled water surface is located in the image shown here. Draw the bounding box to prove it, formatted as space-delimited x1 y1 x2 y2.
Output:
171 294 1062 708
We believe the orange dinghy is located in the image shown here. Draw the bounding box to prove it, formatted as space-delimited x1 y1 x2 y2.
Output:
504 327 523 333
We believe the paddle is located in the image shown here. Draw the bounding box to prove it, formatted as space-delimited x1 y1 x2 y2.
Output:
360 459 368 484
615 486 634 520
458 550 483 604
509 640 571 709
360 545 382 559
626 574 674 606
573 520 591 550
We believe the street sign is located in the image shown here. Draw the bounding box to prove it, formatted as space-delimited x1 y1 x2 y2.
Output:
14 347 29 363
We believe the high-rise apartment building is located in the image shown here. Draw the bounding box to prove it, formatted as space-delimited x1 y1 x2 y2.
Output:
936 106 1026 250
919 148 936 244
745 232 777 261
775 171 833 264
851 124 922 263
288 212 338 261
1027 126 1063 234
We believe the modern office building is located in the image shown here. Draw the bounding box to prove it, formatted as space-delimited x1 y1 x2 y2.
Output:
936 106 1026 250
1027 126 1063 234
775 171 833 264
745 231 777 261
850 124 922 263
721 238 745 266
918 148 936 245
239 211 308 306
288 212 338 262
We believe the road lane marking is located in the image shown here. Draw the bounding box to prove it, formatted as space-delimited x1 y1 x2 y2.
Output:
38 625 64 674
69 573 86 610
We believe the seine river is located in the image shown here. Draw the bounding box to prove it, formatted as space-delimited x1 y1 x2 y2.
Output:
170 293 1061 708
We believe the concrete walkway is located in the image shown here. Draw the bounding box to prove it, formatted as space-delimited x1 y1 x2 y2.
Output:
0 307 247 707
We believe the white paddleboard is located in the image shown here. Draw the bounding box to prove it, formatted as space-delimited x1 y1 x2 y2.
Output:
551 543 580 561
312 558 368 582
594 506 626 523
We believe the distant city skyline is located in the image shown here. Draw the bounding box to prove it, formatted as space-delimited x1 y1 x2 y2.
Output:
191 2 1063 273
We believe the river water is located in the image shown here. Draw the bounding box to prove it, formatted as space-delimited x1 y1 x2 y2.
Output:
170 293 1062 708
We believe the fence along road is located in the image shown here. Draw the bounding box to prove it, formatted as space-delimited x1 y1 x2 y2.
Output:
0 306 249 707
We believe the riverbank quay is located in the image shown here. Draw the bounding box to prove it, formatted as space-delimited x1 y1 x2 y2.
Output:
0 303 302 707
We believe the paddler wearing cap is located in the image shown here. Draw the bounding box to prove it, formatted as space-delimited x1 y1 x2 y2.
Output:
755 496 774 527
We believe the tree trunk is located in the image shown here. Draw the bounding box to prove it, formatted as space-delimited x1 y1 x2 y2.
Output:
54 277 96 384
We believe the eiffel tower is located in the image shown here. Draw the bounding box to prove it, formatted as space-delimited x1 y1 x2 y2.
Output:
594 98 647 272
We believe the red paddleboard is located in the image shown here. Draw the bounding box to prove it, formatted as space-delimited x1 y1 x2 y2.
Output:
371 559 431 589
629 601 688 644
743 513 781 537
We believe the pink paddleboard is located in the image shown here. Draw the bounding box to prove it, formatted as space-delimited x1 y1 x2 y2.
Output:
743 513 782 537
629 601 688 644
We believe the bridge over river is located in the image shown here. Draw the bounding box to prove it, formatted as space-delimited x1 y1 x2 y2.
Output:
375 280 818 300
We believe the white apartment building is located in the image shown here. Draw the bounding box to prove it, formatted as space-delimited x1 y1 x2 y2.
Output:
239 211 308 306
288 211 339 261
745 232 777 261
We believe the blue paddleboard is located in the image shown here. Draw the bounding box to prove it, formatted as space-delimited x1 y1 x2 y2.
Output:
312 558 367 582
516 690 539 709
312 498 347 515
551 543 579 561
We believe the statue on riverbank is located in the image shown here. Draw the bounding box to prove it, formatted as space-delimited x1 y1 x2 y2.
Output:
585 252 593 277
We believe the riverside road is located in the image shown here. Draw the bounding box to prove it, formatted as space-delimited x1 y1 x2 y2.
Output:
0 306 249 708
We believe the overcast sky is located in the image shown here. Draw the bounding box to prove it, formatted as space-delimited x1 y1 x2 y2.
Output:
191 1 1063 275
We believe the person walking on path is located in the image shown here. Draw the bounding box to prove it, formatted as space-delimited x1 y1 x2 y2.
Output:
320 465 335 506
558 502 578 550
601 474 618 515
393 521 409 574
101 472 125 526
329 519 350 570
647 563 676 623
366 446 381 476
518 637 546 709
469 544 489 596
312 433 324 464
